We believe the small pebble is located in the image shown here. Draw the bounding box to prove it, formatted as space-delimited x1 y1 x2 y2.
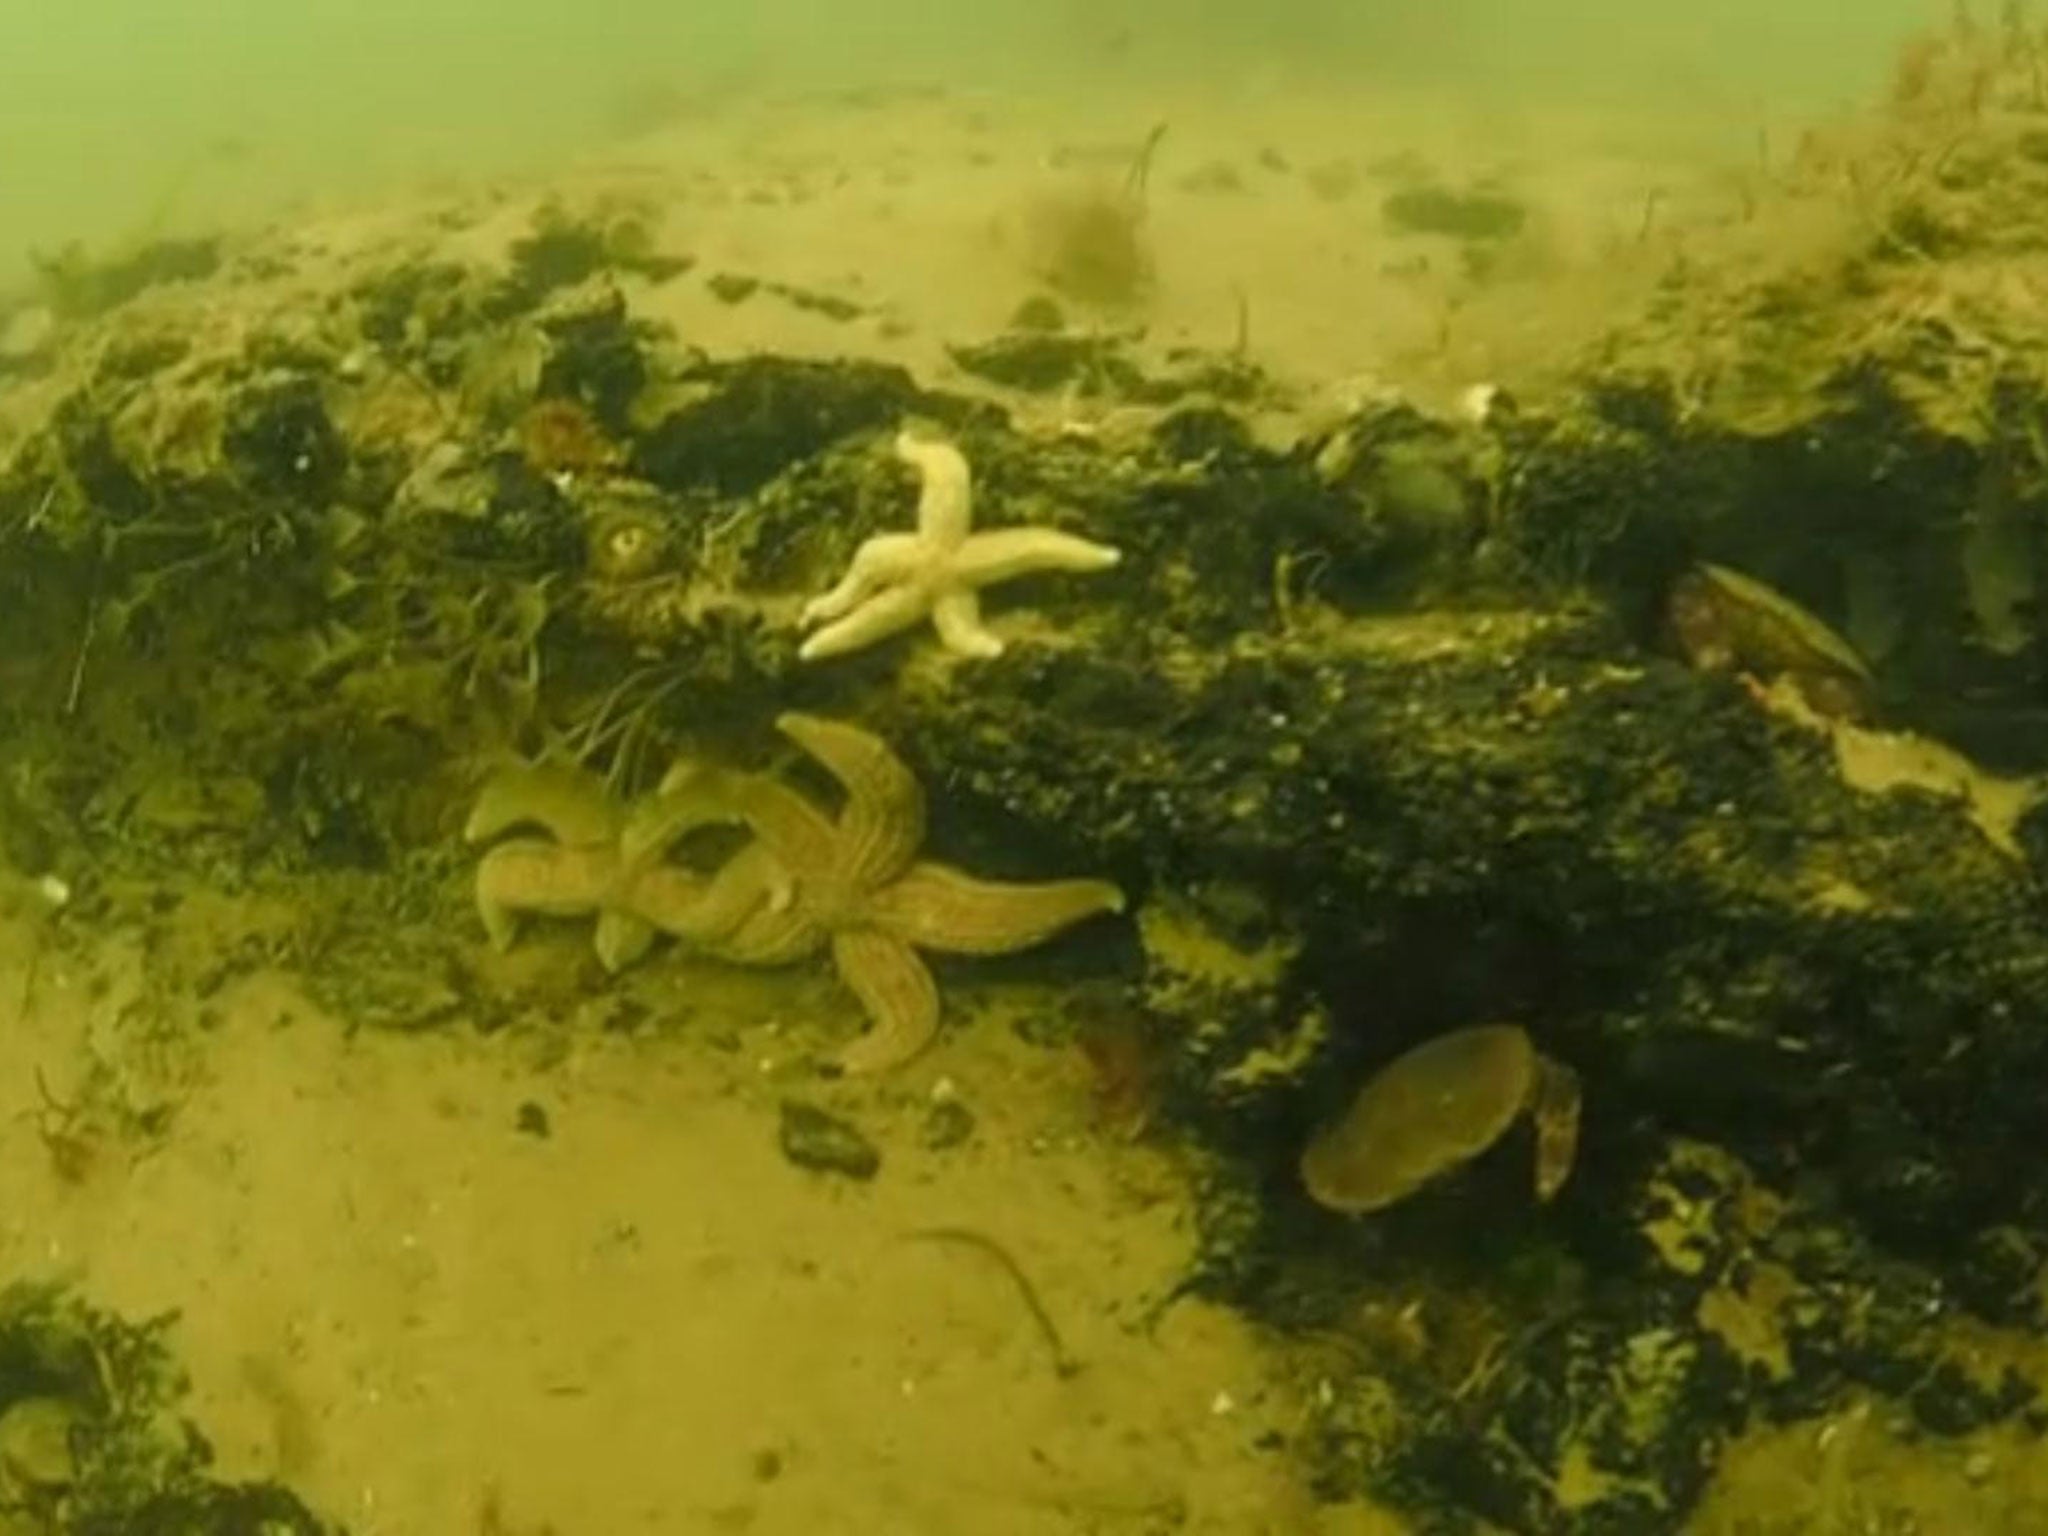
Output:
778 1100 881 1180
514 1101 551 1139
1007 294 1064 333
921 1099 975 1151
1965 1450 1995 1485
708 272 760 304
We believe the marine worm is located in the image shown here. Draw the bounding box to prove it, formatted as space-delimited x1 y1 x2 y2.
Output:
902 1226 1083 1379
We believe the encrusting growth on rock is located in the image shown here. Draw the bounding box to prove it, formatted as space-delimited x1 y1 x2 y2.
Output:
798 431 1121 662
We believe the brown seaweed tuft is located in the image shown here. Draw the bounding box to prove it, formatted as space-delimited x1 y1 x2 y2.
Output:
1024 185 1154 306
1021 123 1166 307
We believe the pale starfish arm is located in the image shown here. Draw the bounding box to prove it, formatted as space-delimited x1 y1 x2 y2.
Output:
831 927 942 1073
950 527 1121 587
594 910 656 974
777 713 926 887
895 432 974 546
930 588 1003 658
797 582 934 662
465 761 620 846
799 533 926 626
867 861 1125 954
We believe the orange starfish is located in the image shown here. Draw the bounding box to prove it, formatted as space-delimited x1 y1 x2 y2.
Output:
638 713 1125 1072
466 722 1124 1073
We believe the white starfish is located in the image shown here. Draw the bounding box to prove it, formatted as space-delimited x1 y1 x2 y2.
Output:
797 431 1121 662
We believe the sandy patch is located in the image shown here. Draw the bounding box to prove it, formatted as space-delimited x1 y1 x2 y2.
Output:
0 888 1386 1534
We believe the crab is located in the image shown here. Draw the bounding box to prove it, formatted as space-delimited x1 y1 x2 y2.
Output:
1298 1024 1582 1216
1666 560 1876 723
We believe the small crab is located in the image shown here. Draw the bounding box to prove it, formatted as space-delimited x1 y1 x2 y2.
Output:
1667 561 1876 723
1299 1024 1582 1215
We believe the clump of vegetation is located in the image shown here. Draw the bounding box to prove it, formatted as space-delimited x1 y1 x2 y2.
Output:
31 237 222 321
491 196 693 317
1023 124 1166 307
0 1279 338 1533
1884 0 2042 118
1380 183 1527 242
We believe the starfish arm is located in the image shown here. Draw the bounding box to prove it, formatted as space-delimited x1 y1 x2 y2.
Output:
594 910 656 973
930 587 1003 658
622 863 708 934
465 761 620 845
797 582 934 661
951 527 1120 587
476 866 522 952
702 901 826 966
867 861 1124 954
777 713 926 887
475 839 615 949
800 533 926 626
727 772 843 873
895 432 974 546
628 844 792 945
722 842 798 920
831 927 942 1073
618 762 745 869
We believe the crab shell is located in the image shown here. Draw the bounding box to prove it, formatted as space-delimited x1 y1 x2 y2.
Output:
1667 562 1876 724
1299 1023 1582 1215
